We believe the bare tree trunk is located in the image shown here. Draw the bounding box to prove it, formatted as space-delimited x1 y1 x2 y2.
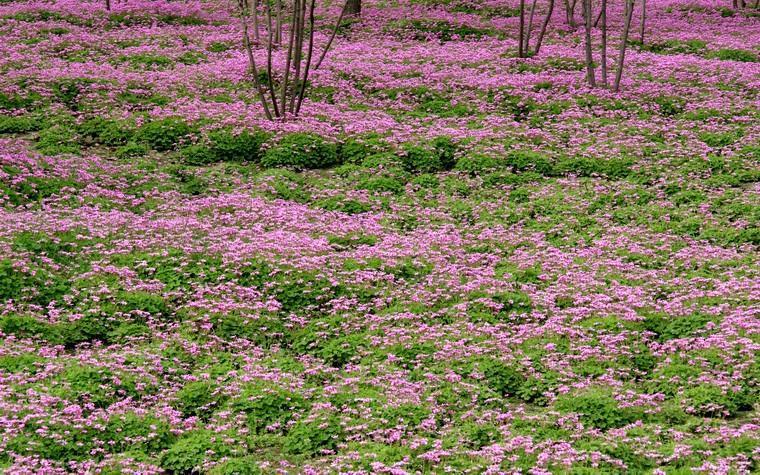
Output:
239 0 273 120
275 0 282 45
564 0 577 27
534 0 555 55
314 0 350 70
613 0 635 92
582 0 595 86
252 0 260 44
105 0 111 10
524 0 539 54
345 0 361 16
265 0 280 117
519 0 526 57
280 0 298 113
600 0 608 86
639 0 646 45
289 0 306 113
296 0 317 114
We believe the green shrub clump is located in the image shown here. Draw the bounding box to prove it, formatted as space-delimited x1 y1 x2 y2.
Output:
175 380 225 419
399 136 458 173
261 133 339 170
183 129 270 165
0 116 43 134
161 430 235 473
555 388 642 430
137 117 194 151
77 117 134 146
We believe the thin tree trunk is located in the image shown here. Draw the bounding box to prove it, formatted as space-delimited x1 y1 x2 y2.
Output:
296 0 317 115
275 0 282 45
239 0 273 120
524 0 539 54
613 0 635 92
600 0 608 86
582 0 595 86
106 0 111 10
289 0 306 113
534 0 555 55
638 0 646 45
519 0 526 57
564 0 577 27
265 0 280 117
345 0 360 16
252 0 260 44
280 0 298 115
314 0 350 70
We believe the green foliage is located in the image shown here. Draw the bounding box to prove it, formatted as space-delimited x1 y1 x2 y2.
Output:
208 128 270 162
232 383 305 433
0 260 70 306
77 117 134 146
35 124 80 155
261 133 339 170
653 96 686 116
0 314 53 340
270 269 341 314
106 412 176 453
708 48 757 62
555 388 641 430
455 153 502 175
284 416 344 455
480 358 527 397
395 19 495 42
639 39 707 55
13 229 84 263
180 144 217 165
210 457 264 475
160 430 235 473
0 115 43 134
0 91 42 110
175 380 225 419
316 196 373 214
399 136 458 173
338 135 391 164
504 150 553 175
0 353 43 373
60 365 138 408
641 312 714 341
459 422 502 449
492 290 533 314
115 141 149 159
137 117 195 151
681 384 752 418
50 78 92 110
699 130 741 149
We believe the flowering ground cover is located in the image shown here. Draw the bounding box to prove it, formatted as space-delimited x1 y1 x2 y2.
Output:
0 0 758 473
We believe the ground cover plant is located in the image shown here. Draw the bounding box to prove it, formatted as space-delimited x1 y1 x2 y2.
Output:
0 0 758 473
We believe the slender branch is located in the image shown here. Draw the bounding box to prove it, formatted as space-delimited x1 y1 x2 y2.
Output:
280 0 298 116
289 0 306 113
239 0 273 120
313 0 350 70
518 0 526 57
639 0 646 46
265 0 280 117
600 0 608 86
534 0 554 55
524 0 539 54
582 0 595 87
295 0 317 115
613 0 635 92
